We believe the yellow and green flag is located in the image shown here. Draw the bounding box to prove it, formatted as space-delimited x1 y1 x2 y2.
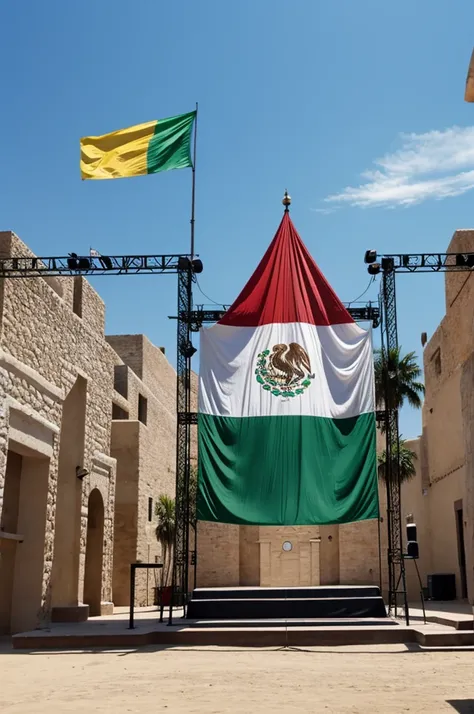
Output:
80 110 196 180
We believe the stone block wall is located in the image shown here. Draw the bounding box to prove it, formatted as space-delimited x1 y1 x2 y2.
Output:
111 420 140 606
108 335 178 606
239 525 260 586
461 353 474 602
196 522 240 587
0 231 117 632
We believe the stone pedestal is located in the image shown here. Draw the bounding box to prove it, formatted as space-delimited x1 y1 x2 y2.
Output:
51 604 89 623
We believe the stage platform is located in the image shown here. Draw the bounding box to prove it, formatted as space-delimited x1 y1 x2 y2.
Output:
10 600 474 651
187 586 387 620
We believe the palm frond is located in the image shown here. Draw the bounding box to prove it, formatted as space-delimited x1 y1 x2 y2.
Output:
374 345 424 413
378 438 418 484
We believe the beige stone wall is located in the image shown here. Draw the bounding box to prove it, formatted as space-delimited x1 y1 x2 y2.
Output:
108 335 178 607
196 522 240 587
258 526 321 587
111 420 139 606
197 516 385 591
0 231 117 632
400 438 432 600
427 469 464 584
339 519 381 588
401 437 465 601
461 353 474 602
319 525 340 585
239 526 260 586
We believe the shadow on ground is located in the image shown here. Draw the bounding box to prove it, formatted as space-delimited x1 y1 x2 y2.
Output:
447 702 474 713
1 641 474 656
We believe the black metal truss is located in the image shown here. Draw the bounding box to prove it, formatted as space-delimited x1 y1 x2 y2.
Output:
376 252 474 625
380 267 409 623
0 253 190 277
171 265 194 620
379 252 474 273
187 301 381 332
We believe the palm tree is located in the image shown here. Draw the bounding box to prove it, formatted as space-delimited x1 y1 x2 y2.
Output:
155 494 175 587
378 438 417 485
374 346 425 411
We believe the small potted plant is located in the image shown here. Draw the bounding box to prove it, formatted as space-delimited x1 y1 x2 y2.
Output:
155 494 175 606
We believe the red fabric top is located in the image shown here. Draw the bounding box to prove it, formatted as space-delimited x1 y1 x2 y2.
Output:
219 212 354 327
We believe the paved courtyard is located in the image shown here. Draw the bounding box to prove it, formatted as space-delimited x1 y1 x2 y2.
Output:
0 643 473 713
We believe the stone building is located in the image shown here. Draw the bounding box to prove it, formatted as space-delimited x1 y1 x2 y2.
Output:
2 222 472 637
400 229 474 604
0 231 178 634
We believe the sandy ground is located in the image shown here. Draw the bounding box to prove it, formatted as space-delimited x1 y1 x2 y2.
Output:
0 643 474 713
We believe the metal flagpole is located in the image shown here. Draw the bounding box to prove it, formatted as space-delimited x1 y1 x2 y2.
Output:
190 102 198 258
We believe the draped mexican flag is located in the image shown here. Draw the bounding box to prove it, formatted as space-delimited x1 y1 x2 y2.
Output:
197 211 378 526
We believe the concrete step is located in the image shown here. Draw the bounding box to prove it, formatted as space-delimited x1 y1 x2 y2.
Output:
190 617 396 628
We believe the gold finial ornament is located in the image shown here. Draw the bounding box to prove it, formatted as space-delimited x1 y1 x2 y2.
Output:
282 190 291 211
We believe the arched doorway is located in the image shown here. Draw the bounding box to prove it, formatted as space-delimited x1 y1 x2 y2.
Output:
83 489 104 616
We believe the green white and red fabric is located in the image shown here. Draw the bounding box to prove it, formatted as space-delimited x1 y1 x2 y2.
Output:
197 212 378 525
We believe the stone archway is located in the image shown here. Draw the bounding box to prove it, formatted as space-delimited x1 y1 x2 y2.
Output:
83 489 105 616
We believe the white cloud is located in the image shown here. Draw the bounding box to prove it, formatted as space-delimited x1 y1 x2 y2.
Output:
324 126 474 208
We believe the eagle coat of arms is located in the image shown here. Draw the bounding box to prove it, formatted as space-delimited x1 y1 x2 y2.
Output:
255 342 314 398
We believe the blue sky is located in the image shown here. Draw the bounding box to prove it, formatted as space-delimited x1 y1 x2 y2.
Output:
1 0 473 437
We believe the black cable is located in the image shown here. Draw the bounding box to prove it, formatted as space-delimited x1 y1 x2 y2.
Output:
193 275 224 306
347 276 376 306
194 273 376 310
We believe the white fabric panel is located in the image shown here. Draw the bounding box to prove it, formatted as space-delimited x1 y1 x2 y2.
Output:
199 321 375 419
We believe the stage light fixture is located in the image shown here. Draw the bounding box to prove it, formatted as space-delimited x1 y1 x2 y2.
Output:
367 262 381 275
67 254 91 271
182 341 197 359
381 257 395 272
67 253 79 270
456 253 474 268
99 256 113 270
177 256 191 271
364 250 377 264
191 258 203 274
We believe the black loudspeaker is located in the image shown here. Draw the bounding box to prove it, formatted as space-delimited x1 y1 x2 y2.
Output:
427 573 456 601
406 541 419 558
406 522 419 559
